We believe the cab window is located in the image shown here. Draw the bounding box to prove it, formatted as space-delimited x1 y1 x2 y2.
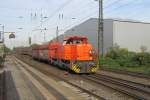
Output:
66 40 73 44
73 40 82 44
65 39 83 44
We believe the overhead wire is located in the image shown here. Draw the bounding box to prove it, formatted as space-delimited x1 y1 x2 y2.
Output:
57 0 124 31
46 0 98 31
105 0 147 21
104 0 123 9
124 1 150 19
59 9 98 33
105 0 138 14
46 0 120 35
58 0 147 33
45 1 91 30
33 0 74 30
55 0 121 32
38 0 121 32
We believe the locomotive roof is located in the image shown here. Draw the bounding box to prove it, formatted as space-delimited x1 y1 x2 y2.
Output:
32 44 49 50
64 36 87 41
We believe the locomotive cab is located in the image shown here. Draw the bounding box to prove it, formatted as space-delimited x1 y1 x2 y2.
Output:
64 37 87 45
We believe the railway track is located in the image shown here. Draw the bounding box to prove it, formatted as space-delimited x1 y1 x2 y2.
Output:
84 73 150 100
14 56 105 100
15 55 150 99
101 68 150 79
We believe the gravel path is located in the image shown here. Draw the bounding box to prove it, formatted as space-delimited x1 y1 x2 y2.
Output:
98 70 150 86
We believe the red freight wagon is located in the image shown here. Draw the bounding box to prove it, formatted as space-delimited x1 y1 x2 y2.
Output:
32 44 49 61
32 45 40 59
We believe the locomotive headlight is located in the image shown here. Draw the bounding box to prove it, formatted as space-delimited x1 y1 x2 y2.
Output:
89 50 92 54
89 50 96 56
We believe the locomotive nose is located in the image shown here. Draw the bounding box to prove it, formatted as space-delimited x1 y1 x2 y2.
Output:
72 61 97 73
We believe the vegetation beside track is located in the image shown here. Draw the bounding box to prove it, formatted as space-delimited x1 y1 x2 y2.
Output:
100 46 150 74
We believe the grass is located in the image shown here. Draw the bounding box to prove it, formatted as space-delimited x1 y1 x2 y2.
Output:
102 65 150 75
100 58 150 75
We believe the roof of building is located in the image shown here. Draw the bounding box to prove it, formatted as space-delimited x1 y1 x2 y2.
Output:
91 18 150 24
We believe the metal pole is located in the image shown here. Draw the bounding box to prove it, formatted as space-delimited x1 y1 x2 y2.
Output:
2 25 4 43
40 14 44 43
2 25 5 58
98 0 104 66
28 33 31 46
56 26 59 42
44 32 46 42
40 14 43 33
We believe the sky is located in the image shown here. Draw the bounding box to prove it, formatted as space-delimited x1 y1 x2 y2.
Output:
0 0 150 49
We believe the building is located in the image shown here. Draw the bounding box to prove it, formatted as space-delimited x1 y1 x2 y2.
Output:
62 18 150 53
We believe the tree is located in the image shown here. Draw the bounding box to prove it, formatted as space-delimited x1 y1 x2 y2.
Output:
140 45 147 53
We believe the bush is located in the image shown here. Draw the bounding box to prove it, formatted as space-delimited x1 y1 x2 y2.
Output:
100 57 120 67
106 47 129 59
133 52 150 66
103 47 150 67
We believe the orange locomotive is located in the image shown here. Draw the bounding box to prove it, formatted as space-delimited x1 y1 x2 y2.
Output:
32 36 98 73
